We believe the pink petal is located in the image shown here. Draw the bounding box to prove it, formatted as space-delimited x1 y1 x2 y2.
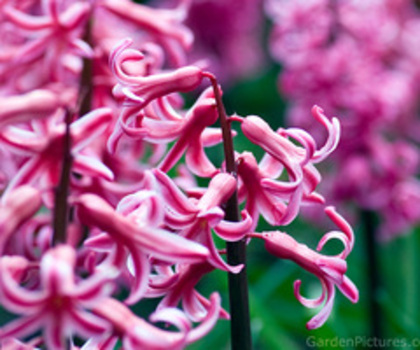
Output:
337 276 359 303
305 281 336 330
152 169 198 215
68 309 111 338
293 280 326 309
84 233 114 251
0 90 61 128
149 308 191 333
186 293 222 344
185 138 218 177
76 194 210 264
2 156 49 202
4 6 52 30
311 105 341 163
43 315 65 350
71 107 113 151
73 154 114 181
0 269 45 314
0 314 45 340
214 210 253 242
124 248 150 305
325 206 354 253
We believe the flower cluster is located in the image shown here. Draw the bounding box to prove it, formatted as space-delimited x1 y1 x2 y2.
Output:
267 0 420 239
1 0 358 348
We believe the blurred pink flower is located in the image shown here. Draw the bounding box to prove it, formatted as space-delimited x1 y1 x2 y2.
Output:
0 185 42 254
267 0 420 238
0 107 114 203
184 0 265 83
2 0 92 85
0 245 113 350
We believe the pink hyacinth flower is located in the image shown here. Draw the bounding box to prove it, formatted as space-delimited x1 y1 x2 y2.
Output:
107 38 205 152
76 192 210 304
153 261 230 322
236 106 339 226
92 293 222 350
256 206 357 329
0 245 114 350
0 107 114 203
157 94 220 177
3 0 92 80
151 170 252 272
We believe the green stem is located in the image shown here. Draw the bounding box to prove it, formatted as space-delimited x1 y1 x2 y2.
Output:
205 72 252 350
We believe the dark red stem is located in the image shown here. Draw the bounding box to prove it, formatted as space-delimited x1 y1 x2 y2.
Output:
53 110 73 245
205 72 252 350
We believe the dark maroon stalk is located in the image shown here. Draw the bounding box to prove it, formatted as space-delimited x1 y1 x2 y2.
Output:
53 110 73 245
205 72 252 350
53 17 92 245
361 209 382 340
79 19 93 116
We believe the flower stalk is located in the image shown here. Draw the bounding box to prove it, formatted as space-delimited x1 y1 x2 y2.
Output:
79 19 93 116
361 209 382 339
52 110 73 245
205 72 252 350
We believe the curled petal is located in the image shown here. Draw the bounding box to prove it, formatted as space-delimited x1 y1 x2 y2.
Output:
282 127 316 165
311 105 341 163
293 279 326 309
182 290 209 322
186 293 222 344
197 207 225 227
317 231 352 259
110 38 145 85
214 210 253 242
0 262 46 315
150 308 191 333
3 6 52 30
116 190 164 227
76 194 210 264
68 309 111 339
325 206 354 254
203 230 242 274
302 279 336 330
